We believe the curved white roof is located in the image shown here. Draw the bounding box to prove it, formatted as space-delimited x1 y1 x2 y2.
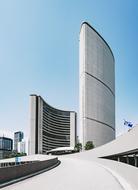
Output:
75 125 138 159
47 146 74 153
2 126 138 190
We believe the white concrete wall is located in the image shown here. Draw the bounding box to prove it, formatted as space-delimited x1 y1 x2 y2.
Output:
80 23 115 147
70 112 76 147
17 141 26 153
38 97 43 154
29 95 37 155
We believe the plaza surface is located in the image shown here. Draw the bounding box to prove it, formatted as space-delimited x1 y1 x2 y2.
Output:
1 126 138 190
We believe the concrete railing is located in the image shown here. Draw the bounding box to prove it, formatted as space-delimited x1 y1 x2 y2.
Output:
0 158 59 185
0 161 38 168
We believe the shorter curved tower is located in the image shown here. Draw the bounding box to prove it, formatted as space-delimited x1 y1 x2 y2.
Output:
29 95 76 155
79 22 115 148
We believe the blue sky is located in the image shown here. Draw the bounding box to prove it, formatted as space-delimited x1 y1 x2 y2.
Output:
0 0 137 138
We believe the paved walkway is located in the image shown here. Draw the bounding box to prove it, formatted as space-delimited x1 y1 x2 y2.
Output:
2 157 126 190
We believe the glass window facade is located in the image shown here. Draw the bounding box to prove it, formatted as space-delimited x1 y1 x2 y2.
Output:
0 137 13 151
14 131 24 151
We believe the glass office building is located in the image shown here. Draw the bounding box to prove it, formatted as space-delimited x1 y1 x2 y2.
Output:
0 137 13 159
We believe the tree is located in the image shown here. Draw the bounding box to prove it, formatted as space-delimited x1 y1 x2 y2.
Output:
74 143 82 152
85 141 94 150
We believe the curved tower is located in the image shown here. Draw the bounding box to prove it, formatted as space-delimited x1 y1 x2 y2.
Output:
79 22 115 148
29 95 76 154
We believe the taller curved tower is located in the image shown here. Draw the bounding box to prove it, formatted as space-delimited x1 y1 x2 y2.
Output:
80 22 115 148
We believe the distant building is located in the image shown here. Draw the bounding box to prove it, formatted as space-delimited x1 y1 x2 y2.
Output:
47 147 76 155
0 137 13 159
17 141 26 154
29 95 77 155
14 131 24 152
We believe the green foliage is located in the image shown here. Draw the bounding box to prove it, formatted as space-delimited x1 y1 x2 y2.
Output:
85 141 94 150
5 151 27 158
74 143 82 152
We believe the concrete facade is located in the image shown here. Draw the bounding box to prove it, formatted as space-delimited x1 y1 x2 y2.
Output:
79 22 115 147
29 95 77 155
